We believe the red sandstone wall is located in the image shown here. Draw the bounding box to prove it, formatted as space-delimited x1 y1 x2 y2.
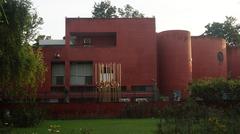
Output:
157 30 192 98
227 46 240 78
191 37 227 80
40 18 157 93
40 47 67 93
0 102 169 118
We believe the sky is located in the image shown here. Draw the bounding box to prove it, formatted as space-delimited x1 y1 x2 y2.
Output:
32 0 240 39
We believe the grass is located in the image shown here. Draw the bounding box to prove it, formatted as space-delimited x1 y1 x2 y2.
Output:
7 117 240 134
157 117 240 134
11 118 159 134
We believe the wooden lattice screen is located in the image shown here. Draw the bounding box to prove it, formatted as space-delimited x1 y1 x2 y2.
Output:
95 63 121 102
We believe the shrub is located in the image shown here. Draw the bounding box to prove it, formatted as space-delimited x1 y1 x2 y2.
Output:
157 117 230 134
157 99 240 134
10 105 44 127
159 98 225 119
121 102 159 118
189 78 240 101
0 121 12 134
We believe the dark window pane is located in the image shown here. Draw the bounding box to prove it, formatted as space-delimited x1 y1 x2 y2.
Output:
85 76 92 85
56 76 64 85
51 86 65 92
132 85 153 92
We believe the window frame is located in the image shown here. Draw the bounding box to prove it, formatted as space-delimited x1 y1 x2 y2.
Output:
51 62 65 86
70 61 93 86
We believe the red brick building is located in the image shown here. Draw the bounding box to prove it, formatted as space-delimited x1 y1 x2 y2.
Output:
39 18 157 102
38 18 239 102
157 30 192 99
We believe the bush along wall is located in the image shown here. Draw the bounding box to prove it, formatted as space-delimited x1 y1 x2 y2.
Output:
11 104 44 127
0 104 45 128
189 78 240 102
157 98 240 134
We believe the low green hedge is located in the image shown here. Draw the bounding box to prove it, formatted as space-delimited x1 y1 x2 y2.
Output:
189 78 240 101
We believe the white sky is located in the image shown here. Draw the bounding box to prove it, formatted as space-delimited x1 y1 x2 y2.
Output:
32 0 240 39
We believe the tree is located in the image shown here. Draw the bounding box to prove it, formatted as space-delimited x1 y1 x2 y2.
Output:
118 4 144 18
92 0 117 18
0 0 46 102
92 0 145 18
0 0 9 24
203 16 240 46
33 34 46 47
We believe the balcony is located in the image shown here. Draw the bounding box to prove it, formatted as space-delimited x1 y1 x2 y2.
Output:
70 32 116 47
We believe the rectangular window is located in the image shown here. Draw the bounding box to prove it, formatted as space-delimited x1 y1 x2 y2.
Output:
52 63 65 85
83 38 92 46
70 35 76 45
100 66 114 82
70 32 116 47
70 62 93 85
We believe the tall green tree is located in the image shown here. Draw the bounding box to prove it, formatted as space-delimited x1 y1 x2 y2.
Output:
0 0 9 24
92 0 117 18
33 34 46 48
203 16 240 46
0 0 46 102
92 0 145 18
118 4 144 18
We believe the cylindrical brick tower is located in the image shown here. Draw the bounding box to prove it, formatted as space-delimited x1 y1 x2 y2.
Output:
157 30 192 99
191 36 227 80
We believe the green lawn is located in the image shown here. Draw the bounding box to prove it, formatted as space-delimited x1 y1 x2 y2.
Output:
12 118 159 134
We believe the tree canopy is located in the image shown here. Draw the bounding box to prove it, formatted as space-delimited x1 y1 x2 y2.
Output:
118 4 144 18
92 0 117 18
92 0 145 18
0 0 9 24
0 0 46 102
203 16 240 46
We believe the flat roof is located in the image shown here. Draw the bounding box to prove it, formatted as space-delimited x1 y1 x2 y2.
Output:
39 40 65 46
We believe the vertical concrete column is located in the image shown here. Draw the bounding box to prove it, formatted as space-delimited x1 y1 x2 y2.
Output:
65 61 70 91
65 18 70 90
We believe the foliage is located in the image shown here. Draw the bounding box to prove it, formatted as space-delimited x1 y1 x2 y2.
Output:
203 16 240 46
33 34 49 48
118 4 144 18
92 0 117 18
92 0 145 18
0 105 44 128
0 125 12 134
1 46 46 102
157 117 240 134
0 0 8 24
121 102 159 118
0 0 46 102
0 0 43 43
0 109 12 134
10 105 44 127
159 99 223 119
157 99 240 134
189 78 240 101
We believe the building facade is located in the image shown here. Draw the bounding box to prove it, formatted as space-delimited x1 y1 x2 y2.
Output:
38 18 238 102
39 18 157 102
